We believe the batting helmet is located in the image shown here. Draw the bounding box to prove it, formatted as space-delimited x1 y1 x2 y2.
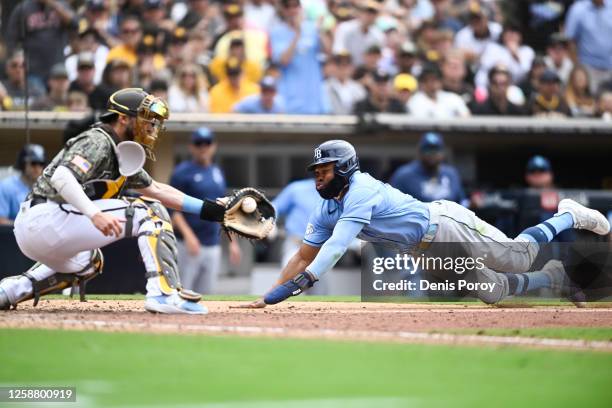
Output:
307 140 359 199
15 144 46 171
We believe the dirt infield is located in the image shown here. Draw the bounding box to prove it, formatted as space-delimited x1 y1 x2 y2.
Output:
1 300 611 350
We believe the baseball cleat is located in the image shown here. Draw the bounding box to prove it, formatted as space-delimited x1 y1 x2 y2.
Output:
540 259 587 308
556 199 610 235
144 293 208 315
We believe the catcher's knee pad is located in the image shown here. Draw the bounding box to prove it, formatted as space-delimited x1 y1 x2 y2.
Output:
4 249 104 309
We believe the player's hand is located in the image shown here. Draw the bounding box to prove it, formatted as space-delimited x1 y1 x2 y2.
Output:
230 298 267 309
91 212 124 237
185 235 201 256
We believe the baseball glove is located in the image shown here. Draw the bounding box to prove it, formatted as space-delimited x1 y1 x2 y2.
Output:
221 188 276 240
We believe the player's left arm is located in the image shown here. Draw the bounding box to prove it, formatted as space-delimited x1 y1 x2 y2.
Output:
263 219 365 305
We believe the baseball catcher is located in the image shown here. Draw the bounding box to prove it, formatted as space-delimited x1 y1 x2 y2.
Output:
0 88 275 314
238 140 610 308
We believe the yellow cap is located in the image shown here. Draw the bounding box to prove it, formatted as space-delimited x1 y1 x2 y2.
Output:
393 74 417 92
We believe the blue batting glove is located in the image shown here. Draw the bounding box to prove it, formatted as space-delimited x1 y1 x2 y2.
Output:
264 272 317 305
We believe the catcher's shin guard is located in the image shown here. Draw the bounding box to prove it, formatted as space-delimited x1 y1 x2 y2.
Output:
137 198 201 301
1 249 104 309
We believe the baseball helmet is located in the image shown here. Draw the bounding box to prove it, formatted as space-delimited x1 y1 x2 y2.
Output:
15 144 46 171
307 140 359 199
100 88 169 161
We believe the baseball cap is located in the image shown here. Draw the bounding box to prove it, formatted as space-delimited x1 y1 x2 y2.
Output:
191 127 215 144
77 52 95 69
170 27 187 44
419 132 444 152
548 32 569 47
49 63 68 79
362 0 381 13
335 2 354 19
333 50 352 63
526 155 551 173
399 41 418 56
540 69 561 83
86 0 106 11
223 3 243 17
393 73 417 92
260 76 277 90
419 63 442 80
229 38 245 48
372 69 390 83
144 0 163 9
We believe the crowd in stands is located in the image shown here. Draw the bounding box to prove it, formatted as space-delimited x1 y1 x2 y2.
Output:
1 0 612 118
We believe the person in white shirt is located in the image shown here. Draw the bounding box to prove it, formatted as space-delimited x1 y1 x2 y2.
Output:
544 33 573 85
454 7 501 64
244 0 276 31
408 64 471 118
475 24 535 89
324 51 367 114
332 0 385 66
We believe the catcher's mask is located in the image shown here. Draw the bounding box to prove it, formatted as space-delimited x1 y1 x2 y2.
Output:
101 88 169 161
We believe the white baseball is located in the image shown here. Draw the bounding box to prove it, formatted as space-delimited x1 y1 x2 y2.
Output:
241 197 257 213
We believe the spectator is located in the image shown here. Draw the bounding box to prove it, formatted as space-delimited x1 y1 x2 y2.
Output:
209 58 259 113
66 90 90 112
390 132 467 205
596 91 612 120
233 76 285 113
565 65 596 117
89 58 133 110
332 0 385 67
430 0 463 33
65 22 109 85
272 177 320 266
454 5 502 64
81 0 119 48
395 41 421 77
471 66 525 116
149 78 169 101
170 128 241 294
353 70 406 114
393 73 418 107
168 63 209 113
69 52 97 100
528 69 571 117
325 51 367 115
213 3 269 68
0 144 46 225
142 0 176 35
441 50 473 105
5 0 77 85
31 64 70 111
544 33 573 84
244 0 276 31
408 64 470 118
106 15 142 68
269 0 328 114
565 0 612 94
0 50 46 110
518 56 547 101
475 24 535 89
209 38 262 84
165 27 189 75
525 155 554 189
179 0 224 39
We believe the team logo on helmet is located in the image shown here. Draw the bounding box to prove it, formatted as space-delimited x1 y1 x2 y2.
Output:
314 148 322 160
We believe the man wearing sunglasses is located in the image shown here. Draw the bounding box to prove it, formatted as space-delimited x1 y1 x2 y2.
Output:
0 88 232 314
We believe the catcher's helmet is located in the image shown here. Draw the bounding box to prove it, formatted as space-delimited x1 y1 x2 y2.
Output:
15 144 46 171
307 140 359 178
100 87 169 161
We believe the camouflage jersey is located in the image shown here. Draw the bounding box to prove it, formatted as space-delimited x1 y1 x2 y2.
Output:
30 123 152 203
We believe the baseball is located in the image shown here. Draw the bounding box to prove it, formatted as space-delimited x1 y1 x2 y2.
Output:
242 196 257 213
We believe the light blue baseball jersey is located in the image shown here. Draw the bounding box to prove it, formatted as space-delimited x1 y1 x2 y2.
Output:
273 178 320 237
303 171 430 252
0 174 30 221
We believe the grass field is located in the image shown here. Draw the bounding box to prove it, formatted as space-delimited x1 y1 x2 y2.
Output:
1 328 611 408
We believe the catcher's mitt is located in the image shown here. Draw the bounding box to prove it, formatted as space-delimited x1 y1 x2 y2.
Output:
220 188 276 240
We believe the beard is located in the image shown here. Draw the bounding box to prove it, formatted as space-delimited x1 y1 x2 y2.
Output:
124 120 135 141
317 175 348 199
